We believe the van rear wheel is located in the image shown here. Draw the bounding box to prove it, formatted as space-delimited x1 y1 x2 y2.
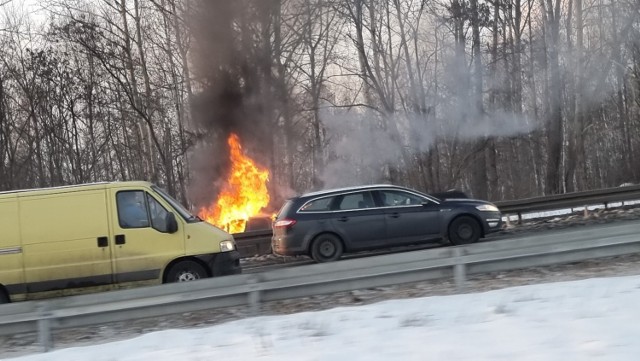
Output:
0 290 9 304
166 261 208 283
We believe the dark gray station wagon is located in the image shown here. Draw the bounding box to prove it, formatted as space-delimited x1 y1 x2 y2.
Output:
272 184 502 262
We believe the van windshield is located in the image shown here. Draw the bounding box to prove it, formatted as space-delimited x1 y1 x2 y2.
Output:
151 185 200 223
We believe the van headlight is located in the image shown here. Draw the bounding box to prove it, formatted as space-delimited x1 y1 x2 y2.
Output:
219 240 235 252
476 204 499 212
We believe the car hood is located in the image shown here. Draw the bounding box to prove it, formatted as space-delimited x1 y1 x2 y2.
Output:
439 198 497 207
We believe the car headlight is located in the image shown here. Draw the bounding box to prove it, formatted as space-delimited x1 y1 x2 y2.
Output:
476 204 499 212
219 240 235 252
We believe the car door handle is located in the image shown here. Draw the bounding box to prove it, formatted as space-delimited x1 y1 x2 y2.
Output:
115 234 126 245
97 236 108 248
337 217 349 222
388 213 400 218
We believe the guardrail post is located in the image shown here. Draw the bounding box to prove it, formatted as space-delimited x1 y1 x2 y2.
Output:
247 276 262 316
453 247 466 293
36 302 53 352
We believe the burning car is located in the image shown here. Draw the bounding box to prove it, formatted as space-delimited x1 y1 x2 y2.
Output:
271 184 502 262
198 133 271 233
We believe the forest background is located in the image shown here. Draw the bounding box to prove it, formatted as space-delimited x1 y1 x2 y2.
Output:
1 0 639 211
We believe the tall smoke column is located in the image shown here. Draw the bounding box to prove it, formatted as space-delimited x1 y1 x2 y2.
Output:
187 1 277 210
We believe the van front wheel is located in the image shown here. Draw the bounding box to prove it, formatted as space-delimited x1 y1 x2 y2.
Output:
166 261 208 283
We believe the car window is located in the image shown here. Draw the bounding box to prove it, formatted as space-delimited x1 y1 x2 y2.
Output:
337 192 374 210
147 193 170 232
117 190 150 228
379 190 425 207
299 196 334 212
277 200 294 218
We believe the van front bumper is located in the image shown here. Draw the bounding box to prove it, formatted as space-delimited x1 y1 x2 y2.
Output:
198 250 242 276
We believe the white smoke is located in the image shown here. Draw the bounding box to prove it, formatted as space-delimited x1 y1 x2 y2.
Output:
318 103 536 189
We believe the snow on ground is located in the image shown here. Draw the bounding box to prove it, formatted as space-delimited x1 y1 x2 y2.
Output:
5 275 640 361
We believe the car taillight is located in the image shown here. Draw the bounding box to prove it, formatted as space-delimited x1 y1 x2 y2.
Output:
274 219 296 228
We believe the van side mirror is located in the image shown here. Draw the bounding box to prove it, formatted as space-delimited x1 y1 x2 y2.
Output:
166 212 178 233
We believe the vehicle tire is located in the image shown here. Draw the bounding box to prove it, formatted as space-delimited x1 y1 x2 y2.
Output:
166 261 208 283
0 289 9 304
448 216 481 245
310 234 344 263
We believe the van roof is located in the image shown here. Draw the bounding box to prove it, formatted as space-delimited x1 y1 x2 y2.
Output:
0 181 154 197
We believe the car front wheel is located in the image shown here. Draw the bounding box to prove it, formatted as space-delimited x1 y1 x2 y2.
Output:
448 216 481 245
310 234 344 263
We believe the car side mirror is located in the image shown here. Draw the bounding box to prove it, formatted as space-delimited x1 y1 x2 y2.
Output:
166 212 178 233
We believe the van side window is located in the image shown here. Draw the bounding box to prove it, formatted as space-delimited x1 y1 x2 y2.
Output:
146 193 171 232
117 191 150 228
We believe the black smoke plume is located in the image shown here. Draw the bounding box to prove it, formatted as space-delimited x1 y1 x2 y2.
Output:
187 0 276 209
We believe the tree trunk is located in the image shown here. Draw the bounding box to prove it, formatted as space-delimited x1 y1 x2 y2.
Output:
542 0 564 195
470 0 488 199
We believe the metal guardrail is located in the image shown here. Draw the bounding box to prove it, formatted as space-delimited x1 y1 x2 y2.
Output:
3 222 640 352
493 184 640 218
233 184 640 257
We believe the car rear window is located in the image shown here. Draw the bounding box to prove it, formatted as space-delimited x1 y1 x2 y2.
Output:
276 200 294 218
299 196 334 212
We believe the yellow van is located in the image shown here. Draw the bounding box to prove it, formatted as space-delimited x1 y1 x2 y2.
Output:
0 181 241 303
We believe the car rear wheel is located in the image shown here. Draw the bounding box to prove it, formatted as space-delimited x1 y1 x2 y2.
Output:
166 261 208 283
310 234 344 263
448 216 481 245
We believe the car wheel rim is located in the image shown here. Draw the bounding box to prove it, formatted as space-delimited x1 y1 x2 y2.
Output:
319 241 335 257
457 225 473 240
177 271 199 282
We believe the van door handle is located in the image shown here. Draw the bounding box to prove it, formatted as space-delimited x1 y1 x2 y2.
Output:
97 236 108 248
115 234 126 245
337 217 349 222
388 212 400 218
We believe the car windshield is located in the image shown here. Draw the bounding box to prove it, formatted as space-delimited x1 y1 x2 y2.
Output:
151 185 200 222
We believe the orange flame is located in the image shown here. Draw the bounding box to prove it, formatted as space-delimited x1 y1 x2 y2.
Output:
198 133 270 233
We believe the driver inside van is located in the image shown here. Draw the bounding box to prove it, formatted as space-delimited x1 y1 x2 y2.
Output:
118 191 149 228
